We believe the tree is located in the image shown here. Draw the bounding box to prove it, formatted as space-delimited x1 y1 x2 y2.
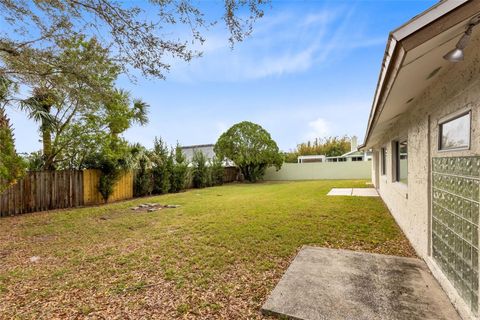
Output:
169 143 189 193
210 156 225 186
192 150 208 188
0 1 268 79
20 87 58 169
150 137 171 194
0 2 267 180
214 121 283 182
133 146 153 197
0 77 25 191
83 136 134 202
16 36 124 170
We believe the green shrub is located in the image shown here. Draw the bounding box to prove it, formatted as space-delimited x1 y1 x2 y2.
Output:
192 150 208 188
83 137 131 202
169 144 188 193
210 156 224 186
151 137 170 194
134 155 152 197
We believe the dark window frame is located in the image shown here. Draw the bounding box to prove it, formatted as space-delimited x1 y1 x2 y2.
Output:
438 111 471 151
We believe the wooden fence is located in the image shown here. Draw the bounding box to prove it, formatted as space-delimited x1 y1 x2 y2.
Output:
83 170 133 205
0 170 83 217
1 167 238 217
224 166 239 183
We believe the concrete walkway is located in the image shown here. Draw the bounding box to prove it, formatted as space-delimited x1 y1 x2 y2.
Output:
327 188 379 197
262 247 460 320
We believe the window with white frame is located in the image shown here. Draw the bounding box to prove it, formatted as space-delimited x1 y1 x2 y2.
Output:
439 111 471 151
395 140 408 185
381 147 387 176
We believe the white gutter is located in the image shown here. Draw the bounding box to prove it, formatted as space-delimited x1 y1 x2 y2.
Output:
392 0 470 41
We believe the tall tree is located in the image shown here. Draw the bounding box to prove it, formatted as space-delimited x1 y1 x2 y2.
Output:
214 121 283 182
20 87 58 169
17 36 148 170
151 137 171 194
0 0 268 79
0 77 25 190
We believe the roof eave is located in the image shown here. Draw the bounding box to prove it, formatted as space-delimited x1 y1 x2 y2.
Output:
361 0 469 149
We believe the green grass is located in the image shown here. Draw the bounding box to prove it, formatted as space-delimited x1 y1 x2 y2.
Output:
0 180 414 319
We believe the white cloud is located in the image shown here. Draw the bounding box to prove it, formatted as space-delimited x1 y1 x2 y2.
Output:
162 4 383 83
306 117 330 140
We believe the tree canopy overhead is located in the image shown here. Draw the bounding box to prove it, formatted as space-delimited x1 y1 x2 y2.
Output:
0 0 269 79
214 121 282 182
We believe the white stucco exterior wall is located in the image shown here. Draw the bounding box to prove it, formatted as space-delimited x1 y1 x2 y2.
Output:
370 33 480 320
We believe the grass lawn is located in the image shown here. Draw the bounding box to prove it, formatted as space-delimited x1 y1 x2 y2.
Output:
0 180 415 319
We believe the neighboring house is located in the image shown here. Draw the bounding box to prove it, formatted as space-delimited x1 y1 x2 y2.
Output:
298 136 372 163
181 144 235 167
297 155 326 163
325 150 372 163
181 144 215 163
361 2 480 319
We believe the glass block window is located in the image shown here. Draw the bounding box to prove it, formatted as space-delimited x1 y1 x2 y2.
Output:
432 156 479 315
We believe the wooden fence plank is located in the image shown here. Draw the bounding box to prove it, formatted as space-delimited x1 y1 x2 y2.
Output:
0 170 86 216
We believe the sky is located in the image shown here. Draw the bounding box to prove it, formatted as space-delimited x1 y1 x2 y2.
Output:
7 0 437 153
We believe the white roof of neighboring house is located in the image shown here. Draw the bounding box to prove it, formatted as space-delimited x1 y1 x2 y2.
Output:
181 144 215 161
181 144 235 167
361 0 480 149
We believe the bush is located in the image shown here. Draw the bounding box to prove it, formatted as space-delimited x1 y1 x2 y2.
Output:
151 137 170 194
97 157 122 202
192 150 208 188
169 144 188 193
210 156 224 186
83 137 131 202
134 155 152 196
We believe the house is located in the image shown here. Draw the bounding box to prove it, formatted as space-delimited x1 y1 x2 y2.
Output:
181 144 235 167
181 144 215 163
297 155 326 163
298 136 372 163
361 1 480 319
324 150 372 163
297 136 372 163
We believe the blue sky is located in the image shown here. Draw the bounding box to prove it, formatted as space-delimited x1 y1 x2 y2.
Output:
8 0 436 153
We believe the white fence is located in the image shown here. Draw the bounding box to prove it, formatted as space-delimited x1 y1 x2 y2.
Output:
263 162 372 181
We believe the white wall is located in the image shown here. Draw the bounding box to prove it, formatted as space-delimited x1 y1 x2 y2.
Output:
264 162 371 181
370 31 480 320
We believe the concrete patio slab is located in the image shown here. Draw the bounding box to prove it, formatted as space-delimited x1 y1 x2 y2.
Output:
327 188 352 196
352 188 379 197
327 188 378 197
262 247 460 320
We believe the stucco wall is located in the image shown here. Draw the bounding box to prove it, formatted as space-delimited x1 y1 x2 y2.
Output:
370 33 480 320
264 162 371 181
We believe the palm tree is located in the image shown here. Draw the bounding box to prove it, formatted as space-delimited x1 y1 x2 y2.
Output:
20 87 57 170
104 89 149 138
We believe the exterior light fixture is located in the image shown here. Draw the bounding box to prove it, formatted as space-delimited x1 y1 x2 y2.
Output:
444 15 480 62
